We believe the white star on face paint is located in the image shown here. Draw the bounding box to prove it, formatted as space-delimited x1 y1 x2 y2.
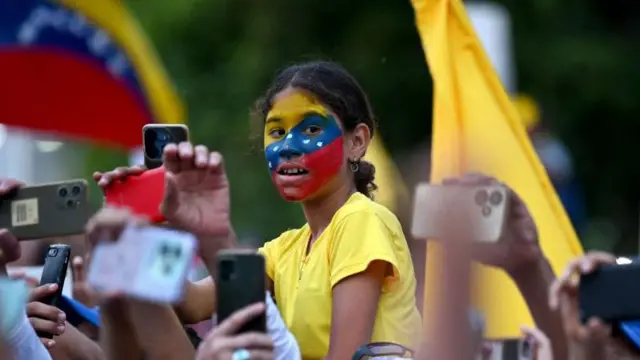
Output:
273 146 279 151
316 141 323 147
268 162 272 168
286 133 293 139
303 139 310 144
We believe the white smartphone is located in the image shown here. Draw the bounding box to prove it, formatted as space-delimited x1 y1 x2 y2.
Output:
0 278 29 336
88 225 196 304
411 183 508 242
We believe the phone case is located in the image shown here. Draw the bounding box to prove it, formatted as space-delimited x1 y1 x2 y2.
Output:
103 167 166 223
411 183 508 242
216 250 266 334
37 244 70 338
579 263 640 323
0 180 90 240
142 124 189 169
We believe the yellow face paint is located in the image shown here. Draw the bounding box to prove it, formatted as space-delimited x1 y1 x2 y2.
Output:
264 90 330 148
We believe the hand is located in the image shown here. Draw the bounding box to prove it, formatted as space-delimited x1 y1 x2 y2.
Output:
71 255 99 308
160 142 231 239
521 325 553 360
26 284 67 349
0 178 24 273
196 303 273 360
442 173 541 273
548 252 614 353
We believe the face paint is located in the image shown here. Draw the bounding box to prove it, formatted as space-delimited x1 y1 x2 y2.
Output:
264 90 344 201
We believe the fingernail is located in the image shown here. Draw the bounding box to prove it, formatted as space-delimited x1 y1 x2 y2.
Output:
46 340 55 348
57 324 65 334
58 312 66 321
49 284 58 291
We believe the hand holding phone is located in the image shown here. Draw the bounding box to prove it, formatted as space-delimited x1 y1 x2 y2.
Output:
579 262 640 323
411 183 508 242
36 244 70 338
87 225 196 304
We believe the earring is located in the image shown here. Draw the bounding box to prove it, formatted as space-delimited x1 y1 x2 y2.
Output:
349 159 359 173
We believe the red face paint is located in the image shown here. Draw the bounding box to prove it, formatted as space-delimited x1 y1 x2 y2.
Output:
271 137 344 201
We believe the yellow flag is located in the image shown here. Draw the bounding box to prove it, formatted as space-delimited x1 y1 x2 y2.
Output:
410 0 583 337
364 136 409 213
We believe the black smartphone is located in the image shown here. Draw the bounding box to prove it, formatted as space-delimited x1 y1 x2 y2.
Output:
579 262 640 323
497 338 531 360
37 244 71 338
142 124 189 169
215 250 266 334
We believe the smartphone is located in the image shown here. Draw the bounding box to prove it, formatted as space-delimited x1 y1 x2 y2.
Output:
143 124 189 169
411 183 508 242
579 262 640 323
103 167 165 223
87 225 196 304
37 244 71 338
0 180 89 240
216 250 266 334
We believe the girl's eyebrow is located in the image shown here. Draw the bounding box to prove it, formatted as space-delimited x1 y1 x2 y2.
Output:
265 117 281 125
302 111 326 119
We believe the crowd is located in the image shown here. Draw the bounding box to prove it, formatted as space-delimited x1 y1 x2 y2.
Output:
0 60 637 360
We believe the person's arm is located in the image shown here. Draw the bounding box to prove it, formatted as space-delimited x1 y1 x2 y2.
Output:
48 322 104 360
5 312 53 360
100 302 142 360
174 277 216 325
128 301 196 360
510 257 567 360
326 261 386 360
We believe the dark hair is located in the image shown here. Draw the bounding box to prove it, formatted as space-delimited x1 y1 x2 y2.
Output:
253 61 378 198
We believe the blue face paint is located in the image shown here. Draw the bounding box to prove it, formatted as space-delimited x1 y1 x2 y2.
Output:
265 114 342 172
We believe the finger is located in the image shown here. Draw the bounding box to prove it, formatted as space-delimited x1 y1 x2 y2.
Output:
586 317 612 340
549 259 580 309
0 178 24 195
177 142 195 171
162 143 180 173
29 317 65 336
458 172 496 186
208 152 225 174
212 302 266 336
0 229 21 264
40 338 55 349
92 172 103 182
224 332 273 350
579 251 617 274
27 301 65 323
72 256 86 283
194 145 210 168
28 283 58 302
559 290 581 336
441 177 461 186
520 325 550 345
85 207 146 247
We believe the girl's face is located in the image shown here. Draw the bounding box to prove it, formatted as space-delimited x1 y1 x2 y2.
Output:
263 88 346 201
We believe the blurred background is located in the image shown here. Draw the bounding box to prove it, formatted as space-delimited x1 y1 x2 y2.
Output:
1 0 639 254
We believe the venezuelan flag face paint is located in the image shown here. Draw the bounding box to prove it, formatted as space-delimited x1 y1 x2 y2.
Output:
264 89 344 201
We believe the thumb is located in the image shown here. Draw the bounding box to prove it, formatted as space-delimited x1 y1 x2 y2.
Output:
29 283 58 302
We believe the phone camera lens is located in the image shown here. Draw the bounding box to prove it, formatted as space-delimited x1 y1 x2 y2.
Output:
66 199 76 208
48 248 58 257
521 340 531 357
489 191 503 206
474 189 489 206
220 260 235 282
71 186 81 195
58 187 68 198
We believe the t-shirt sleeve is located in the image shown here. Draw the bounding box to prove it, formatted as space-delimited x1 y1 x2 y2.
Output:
329 210 400 289
258 237 281 281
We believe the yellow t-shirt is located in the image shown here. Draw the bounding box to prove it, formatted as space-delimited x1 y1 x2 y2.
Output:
259 193 422 359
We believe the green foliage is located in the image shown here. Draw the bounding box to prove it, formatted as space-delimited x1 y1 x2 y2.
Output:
86 0 639 251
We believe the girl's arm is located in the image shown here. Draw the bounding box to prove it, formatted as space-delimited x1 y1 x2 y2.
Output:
325 260 387 360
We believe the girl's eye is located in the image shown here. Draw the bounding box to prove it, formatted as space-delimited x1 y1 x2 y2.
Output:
268 128 285 138
303 125 322 136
